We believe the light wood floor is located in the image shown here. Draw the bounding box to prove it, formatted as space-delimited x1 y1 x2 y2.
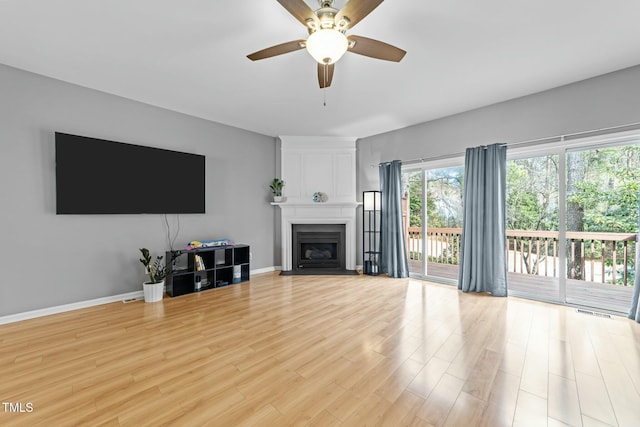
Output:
1 272 639 426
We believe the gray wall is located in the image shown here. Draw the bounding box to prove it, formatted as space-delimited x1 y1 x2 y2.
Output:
356 64 640 263
0 64 276 317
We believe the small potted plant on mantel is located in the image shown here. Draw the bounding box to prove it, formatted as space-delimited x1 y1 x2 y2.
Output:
270 178 285 202
139 248 168 303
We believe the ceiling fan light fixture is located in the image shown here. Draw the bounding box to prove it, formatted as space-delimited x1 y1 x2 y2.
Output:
306 29 348 65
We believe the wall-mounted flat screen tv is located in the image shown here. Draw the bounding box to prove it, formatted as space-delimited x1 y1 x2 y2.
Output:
55 132 205 214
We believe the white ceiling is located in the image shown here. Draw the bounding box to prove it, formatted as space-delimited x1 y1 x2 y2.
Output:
1 0 639 138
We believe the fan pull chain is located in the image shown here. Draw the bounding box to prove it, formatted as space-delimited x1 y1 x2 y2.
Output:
323 62 328 107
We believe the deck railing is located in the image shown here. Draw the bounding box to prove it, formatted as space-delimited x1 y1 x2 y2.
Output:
407 227 637 286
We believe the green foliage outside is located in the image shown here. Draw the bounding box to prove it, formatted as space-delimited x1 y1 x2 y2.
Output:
567 146 640 234
506 156 559 231
566 146 640 284
404 168 464 229
404 171 423 227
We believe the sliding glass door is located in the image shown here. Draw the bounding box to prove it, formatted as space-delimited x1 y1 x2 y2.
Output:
503 143 637 313
403 132 638 314
402 165 464 282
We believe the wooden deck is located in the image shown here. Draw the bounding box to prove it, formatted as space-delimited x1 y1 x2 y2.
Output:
409 261 634 314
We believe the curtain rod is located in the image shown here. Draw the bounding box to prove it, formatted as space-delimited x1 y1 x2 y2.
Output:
398 121 640 167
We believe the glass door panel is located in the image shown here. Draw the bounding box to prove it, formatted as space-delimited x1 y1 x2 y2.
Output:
403 170 424 275
505 155 560 302
565 144 638 313
425 166 464 281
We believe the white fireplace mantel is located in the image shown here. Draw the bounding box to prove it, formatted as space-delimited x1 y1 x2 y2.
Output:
276 202 360 271
271 202 360 208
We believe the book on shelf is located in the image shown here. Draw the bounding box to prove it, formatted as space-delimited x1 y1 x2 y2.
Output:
194 254 206 271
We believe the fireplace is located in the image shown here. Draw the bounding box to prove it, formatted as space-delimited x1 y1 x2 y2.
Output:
292 224 345 271
276 135 359 272
277 204 358 273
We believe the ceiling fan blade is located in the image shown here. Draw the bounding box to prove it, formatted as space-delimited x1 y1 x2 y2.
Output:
336 0 384 30
276 0 320 28
318 63 335 88
247 40 305 61
348 35 406 62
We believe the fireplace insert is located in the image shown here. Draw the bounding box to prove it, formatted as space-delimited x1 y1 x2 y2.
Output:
292 224 345 271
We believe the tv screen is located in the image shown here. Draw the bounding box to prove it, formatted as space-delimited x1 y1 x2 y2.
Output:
55 132 205 214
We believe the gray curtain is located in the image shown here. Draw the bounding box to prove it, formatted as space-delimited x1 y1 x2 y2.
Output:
629 195 640 322
379 160 409 278
458 144 508 296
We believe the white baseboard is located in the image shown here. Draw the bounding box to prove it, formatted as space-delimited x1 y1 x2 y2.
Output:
0 290 144 325
1 267 283 325
251 266 280 274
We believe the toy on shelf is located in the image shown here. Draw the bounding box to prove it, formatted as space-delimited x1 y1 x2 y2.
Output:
186 238 234 250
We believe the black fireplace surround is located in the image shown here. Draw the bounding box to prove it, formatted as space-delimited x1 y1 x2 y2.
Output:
291 224 346 271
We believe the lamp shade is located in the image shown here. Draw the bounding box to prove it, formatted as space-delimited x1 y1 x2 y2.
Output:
363 191 381 211
306 29 348 65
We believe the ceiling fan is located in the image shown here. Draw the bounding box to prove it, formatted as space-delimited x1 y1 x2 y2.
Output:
247 0 406 88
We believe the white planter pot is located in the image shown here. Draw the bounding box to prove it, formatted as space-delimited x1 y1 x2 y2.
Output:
143 280 164 303
273 196 284 203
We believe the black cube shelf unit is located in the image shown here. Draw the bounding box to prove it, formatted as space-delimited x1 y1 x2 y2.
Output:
166 244 250 297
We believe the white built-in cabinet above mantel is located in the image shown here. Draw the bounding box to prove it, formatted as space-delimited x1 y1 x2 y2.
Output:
278 136 358 205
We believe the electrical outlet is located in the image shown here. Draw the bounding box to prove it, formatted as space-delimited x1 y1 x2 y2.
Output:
250 252 253 261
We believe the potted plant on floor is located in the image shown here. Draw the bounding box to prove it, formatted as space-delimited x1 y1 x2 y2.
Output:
139 248 168 303
270 178 285 202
